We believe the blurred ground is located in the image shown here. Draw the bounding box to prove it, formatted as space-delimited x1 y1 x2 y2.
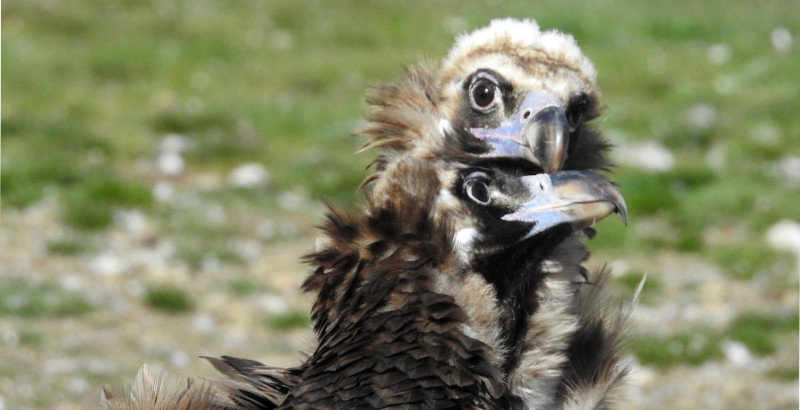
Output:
1 1 799 409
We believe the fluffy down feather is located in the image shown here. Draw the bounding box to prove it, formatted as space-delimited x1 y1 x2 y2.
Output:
102 18 635 410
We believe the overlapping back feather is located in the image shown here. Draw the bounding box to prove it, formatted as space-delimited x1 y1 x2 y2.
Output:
102 18 637 410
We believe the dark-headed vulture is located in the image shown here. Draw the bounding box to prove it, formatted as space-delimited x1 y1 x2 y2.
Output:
103 18 634 410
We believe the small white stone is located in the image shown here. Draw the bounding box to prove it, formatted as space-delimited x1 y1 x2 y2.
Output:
705 145 727 172
685 103 717 131
706 44 731 65
766 219 800 255
160 134 188 153
170 350 191 367
193 313 217 334
0 328 19 346
44 357 80 375
271 30 294 49
59 274 84 292
750 122 781 146
87 359 118 375
152 181 174 202
771 27 793 53
157 151 185 176
772 156 800 184
205 204 227 225
113 209 147 234
230 238 262 261
257 294 290 314
277 190 305 210
228 163 270 188
88 252 128 276
713 74 735 94
613 140 675 172
722 340 753 366
67 377 90 394
257 220 277 240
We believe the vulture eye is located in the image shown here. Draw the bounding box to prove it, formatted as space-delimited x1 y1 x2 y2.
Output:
471 82 496 109
463 172 492 205
468 73 501 111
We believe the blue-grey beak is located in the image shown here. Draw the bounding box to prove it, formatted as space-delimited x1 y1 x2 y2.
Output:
503 170 627 238
470 91 569 173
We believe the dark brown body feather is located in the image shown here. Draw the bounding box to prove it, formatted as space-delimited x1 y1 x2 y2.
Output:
103 19 634 410
288 195 515 409
193 158 631 409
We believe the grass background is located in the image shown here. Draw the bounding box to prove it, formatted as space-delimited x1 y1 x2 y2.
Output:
2 0 798 408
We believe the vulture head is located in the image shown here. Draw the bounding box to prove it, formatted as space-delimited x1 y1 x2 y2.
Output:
361 18 611 198
438 18 605 173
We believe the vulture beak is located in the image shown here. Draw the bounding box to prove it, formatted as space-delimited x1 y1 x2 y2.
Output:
470 91 569 173
503 170 628 238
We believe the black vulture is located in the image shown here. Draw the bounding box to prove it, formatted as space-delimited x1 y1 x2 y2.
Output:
103 18 635 410
105 155 627 409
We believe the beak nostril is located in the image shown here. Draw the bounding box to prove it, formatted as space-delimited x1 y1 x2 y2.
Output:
522 110 531 120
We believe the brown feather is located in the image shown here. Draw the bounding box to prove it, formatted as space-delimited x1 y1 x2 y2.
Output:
101 365 233 410
556 269 634 409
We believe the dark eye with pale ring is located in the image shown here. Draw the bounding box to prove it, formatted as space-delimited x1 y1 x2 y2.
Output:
469 74 501 111
471 81 496 109
463 173 492 205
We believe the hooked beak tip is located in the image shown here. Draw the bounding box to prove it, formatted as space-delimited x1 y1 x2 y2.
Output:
468 91 570 173
504 171 628 236
617 205 629 225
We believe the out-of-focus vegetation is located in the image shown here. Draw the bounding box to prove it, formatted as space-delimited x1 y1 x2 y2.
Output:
0 281 94 318
144 285 195 313
2 0 798 406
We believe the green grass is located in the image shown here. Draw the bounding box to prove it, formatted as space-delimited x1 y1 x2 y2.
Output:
767 367 799 381
19 330 45 347
710 245 793 280
46 237 90 255
633 331 724 368
159 206 245 268
4 0 798 231
2 0 798 382
0 281 94 318
229 278 263 296
61 176 153 229
631 312 799 368
266 310 311 330
728 312 799 355
144 285 195 313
